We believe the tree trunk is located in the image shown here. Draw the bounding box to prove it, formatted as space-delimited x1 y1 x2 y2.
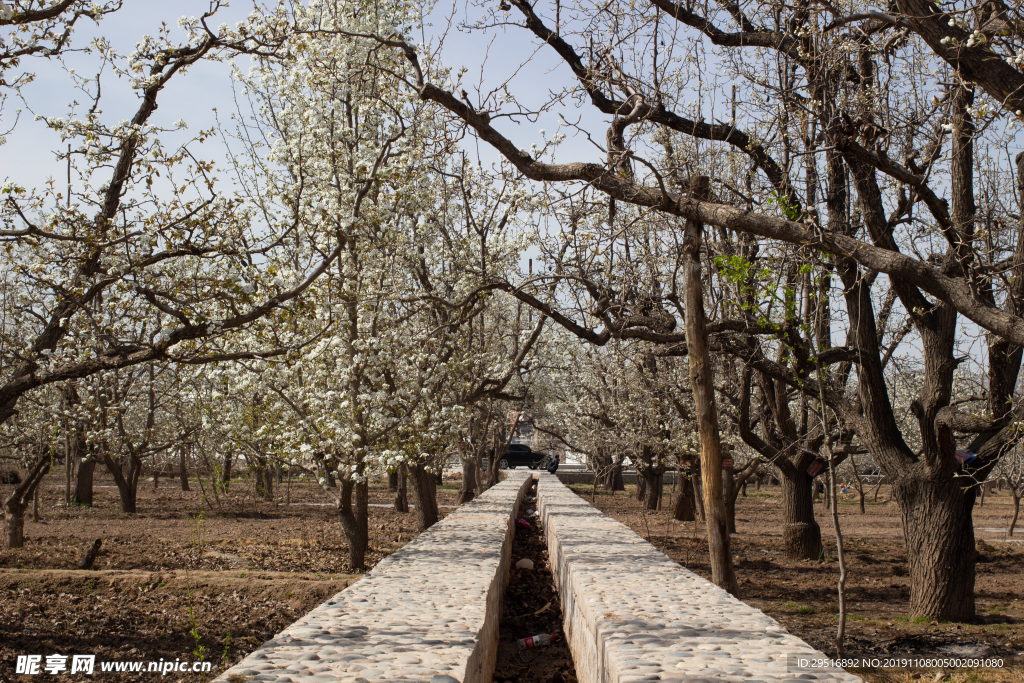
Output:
1009 492 1021 536
221 452 232 488
858 490 866 514
253 461 273 501
100 451 140 514
636 472 647 502
673 470 697 521
693 470 705 522
5 509 25 549
611 459 625 491
457 458 477 505
644 467 663 510
3 456 51 549
781 468 822 559
895 477 977 621
388 471 399 492
72 459 95 507
65 448 72 504
263 467 275 500
179 448 190 492
338 478 369 570
394 463 409 513
410 463 439 531
683 175 738 595
724 470 736 534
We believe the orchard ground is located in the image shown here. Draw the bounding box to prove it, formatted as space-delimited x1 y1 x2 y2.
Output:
569 482 1024 683
0 468 456 682
2 470 1023 683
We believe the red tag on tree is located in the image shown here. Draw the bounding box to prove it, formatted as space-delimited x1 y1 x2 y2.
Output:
807 460 824 477
721 458 734 469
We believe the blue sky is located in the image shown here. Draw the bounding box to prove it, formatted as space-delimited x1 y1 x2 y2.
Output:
1 0 607 199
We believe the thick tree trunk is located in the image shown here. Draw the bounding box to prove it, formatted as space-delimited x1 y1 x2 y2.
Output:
693 470 705 522
644 467 663 510
338 478 369 570
457 458 477 504
387 471 399 492
253 461 273 501
1009 492 1021 536
179 448 190 492
265 468 275 499
673 471 697 521
683 176 738 595
5 510 25 549
724 470 736 534
636 473 647 502
72 459 95 507
101 451 140 514
894 477 978 620
410 464 440 530
612 462 625 491
394 464 409 513
3 456 51 549
221 452 232 488
781 468 822 559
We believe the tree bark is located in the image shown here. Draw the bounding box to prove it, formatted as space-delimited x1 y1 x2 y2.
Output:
683 176 738 595
723 468 736 534
693 469 705 522
780 468 823 559
387 471 399 492
100 450 140 514
337 477 369 570
252 459 273 501
394 463 409 513
179 447 190 492
643 466 663 510
221 451 232 488
72 458 95 507
673 468 697 521
409 463 439 531
457 457 477 504
895 476 977 621
611 460 625 491
1009 492 1021 536
3 456 51 549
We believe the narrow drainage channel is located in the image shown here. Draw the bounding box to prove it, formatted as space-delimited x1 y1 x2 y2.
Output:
493 482 578 683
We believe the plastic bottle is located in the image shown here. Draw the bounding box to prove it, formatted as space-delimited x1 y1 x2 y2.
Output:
517 633 558 649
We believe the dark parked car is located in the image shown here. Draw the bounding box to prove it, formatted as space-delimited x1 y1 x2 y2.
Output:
498 444 546 469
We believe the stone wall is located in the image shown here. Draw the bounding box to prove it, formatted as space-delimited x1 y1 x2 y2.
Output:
213 470 532 683
536 472 861 683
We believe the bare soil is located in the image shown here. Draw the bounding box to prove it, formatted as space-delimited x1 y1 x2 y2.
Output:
569 482 1024 683
1 469 457 682
494 485 577 683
